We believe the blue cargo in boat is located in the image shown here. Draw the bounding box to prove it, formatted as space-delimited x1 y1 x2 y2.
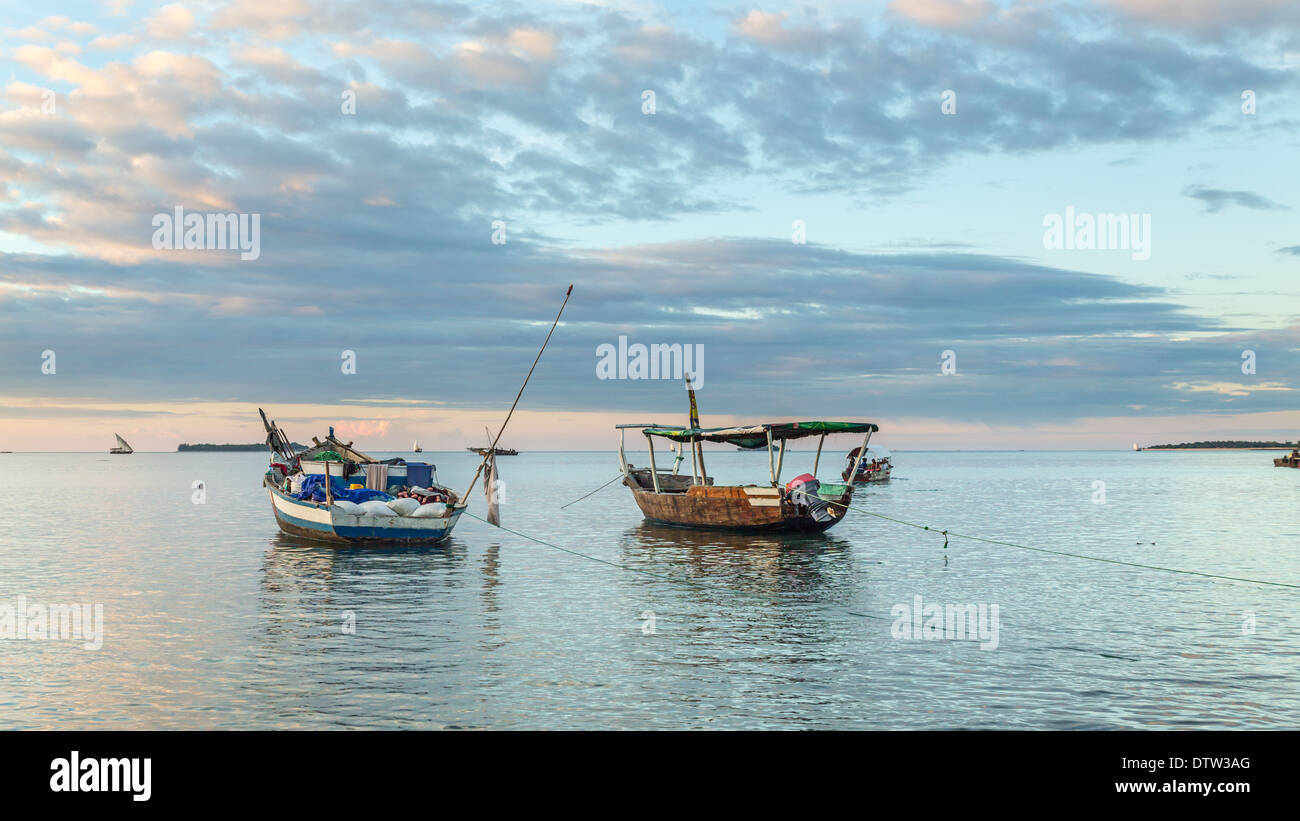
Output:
406 462 433 487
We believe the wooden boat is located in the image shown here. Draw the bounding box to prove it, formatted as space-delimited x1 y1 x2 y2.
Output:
617 420 878 533
109 433 133 455
842 445 892 483
467 446 517 456
1274 449 1300 468
261 417 463 546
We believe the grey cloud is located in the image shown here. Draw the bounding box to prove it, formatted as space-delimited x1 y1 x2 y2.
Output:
1183 185 1290 213
4 237 1282 427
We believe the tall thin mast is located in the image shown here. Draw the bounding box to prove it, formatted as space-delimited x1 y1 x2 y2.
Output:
686 372 705 482
460 284 573 503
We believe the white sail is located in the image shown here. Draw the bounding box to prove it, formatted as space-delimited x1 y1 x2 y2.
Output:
115 433 133 452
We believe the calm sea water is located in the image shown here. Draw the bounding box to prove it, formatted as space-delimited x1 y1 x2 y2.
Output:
2 449 1298 730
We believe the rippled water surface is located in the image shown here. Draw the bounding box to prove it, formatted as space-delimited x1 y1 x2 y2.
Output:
2 449 1298 729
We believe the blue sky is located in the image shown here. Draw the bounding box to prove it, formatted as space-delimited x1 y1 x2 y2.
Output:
0 0 1297 450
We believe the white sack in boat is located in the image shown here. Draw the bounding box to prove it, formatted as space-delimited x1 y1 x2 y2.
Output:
357 500 398 517
387 497 421 517
409 502 448 518
332 500 362 514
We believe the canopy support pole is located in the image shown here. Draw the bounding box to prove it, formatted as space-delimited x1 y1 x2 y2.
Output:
767 427 776 487
618 428 629 478
324 460 333 506
691 437 700 486
646 434 661 493
847 430 873 491
812 433 826 477
775 437 787 485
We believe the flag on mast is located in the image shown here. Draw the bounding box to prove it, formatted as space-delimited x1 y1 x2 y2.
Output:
484 427 500 526
686 372 700 428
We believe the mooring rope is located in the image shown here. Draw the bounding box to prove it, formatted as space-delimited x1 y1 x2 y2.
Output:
462 511 1300 656
558 473 625 510
554 481 1297 590
459 512 1280 648
819 497 1300 590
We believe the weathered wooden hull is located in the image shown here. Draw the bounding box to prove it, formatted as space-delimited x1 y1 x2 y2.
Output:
1275 457 1300 468
267 482 462 546
626 481 848 533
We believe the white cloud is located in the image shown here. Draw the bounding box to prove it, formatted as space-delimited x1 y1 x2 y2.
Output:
888 0 994 29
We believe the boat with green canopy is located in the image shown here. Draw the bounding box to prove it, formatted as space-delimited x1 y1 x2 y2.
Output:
617 416 879 533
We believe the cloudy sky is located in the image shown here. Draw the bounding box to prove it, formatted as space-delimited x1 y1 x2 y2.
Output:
1 0 1298 451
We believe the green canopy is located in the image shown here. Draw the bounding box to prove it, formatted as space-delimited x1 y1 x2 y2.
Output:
641 421 878 449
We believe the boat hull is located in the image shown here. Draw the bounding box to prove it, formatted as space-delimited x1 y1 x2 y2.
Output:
267 483 462 546
845 467 892 483
1275 457 1300 468
626 481 849 534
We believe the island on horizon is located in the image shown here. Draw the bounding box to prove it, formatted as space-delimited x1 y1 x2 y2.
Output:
178 442 306 452
1142 440 1296 450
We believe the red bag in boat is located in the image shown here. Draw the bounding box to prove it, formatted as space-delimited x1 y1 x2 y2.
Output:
786 473 819 493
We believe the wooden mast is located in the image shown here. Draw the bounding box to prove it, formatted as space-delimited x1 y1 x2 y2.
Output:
460 284 572 504
686 373 705 484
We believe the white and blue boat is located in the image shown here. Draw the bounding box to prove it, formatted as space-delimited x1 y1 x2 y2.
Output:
257 284 574 548
260 411 465 547
266 482 465 545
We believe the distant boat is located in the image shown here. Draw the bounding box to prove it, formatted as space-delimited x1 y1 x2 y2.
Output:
1133 443 1142 451
1274 447 1300 468
413 440 423 453
843 445 893 483
467 446 517 456
109 434 134 455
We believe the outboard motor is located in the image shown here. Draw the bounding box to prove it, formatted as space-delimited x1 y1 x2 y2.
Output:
785 473 834 523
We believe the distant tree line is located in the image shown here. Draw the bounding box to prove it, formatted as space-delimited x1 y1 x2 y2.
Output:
178 442 306 452
1147 440 1295 449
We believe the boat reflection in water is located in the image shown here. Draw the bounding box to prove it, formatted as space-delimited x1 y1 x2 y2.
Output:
250 533 499 728
618 520 858 598
257 532 471 640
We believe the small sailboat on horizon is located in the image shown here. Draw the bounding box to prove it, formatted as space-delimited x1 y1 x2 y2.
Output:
109 433 134 455
413 439 423 453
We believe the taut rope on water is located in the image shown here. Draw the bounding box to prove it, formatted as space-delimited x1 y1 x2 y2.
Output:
534 486 1300 591
819 497 1300 590
559 473 625 510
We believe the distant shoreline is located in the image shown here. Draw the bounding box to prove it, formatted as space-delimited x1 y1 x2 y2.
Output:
1141 447 1294 451
177 442 305 452
1141 441 1295 451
